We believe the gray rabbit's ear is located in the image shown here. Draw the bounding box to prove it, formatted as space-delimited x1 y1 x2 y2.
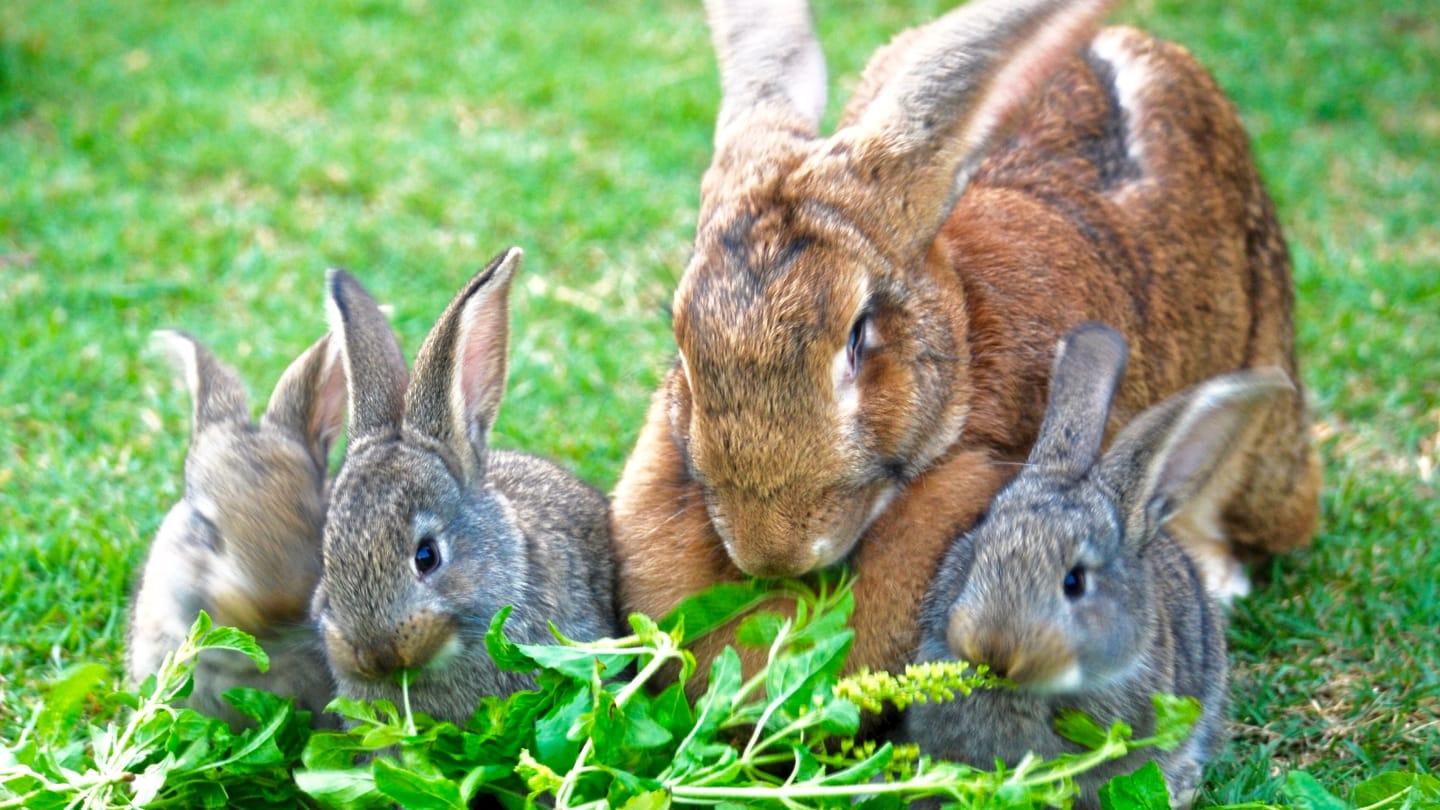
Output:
152 329 250 437
844 0 1110 254
1100 368 1292 538
326 269 408 441
404 247 521 483
705 0 827 151
1027 322 1128 478
263 332 347 464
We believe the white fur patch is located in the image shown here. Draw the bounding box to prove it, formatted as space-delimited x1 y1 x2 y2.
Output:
866 484 898 525
1030 662 1084 695
425 634 464 672
810 535 840 566
831 347 860 421
1089 30 1152 166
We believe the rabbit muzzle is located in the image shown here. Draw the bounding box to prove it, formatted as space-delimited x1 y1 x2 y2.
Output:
948 611 1079 692
324 610 459 681
708 483 877 577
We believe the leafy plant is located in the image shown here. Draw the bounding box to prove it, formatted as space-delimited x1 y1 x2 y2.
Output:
292 575 1198 809
2 581 1433 809
0 612 313 808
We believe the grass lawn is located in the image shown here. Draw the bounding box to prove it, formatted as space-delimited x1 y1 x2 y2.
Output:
1 0 1435 804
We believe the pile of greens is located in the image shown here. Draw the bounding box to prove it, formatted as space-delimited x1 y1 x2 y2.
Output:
2 578 1433 809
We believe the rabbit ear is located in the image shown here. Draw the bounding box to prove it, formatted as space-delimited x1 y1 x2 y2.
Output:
1027 322 1128 478
705 0 827 151
262 333 347 464
152 330 250 435
1100 368 1293 538
326 269 408 441
404 247 521 483
845 0 1110 251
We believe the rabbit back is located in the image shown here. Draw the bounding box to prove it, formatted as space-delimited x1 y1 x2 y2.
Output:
486 448 615 642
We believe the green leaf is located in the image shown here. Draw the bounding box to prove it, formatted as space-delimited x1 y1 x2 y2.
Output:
1055 709 1111 749
788 586 854 649
814 696 861 736
620 789 672 810
763 630 853 720
735 611 786 648
514 640 628 682
534 685 589 770
1352 771 1440 807
373 757 465 809
649 682 694 741
628 612 664 646
37 663 108 743
295 768 386 808
516 749 564 796
1100 761 1171 810
1149 694 1202 751
818 741 894 786
659 581 770 643
671 646 742 772
484 606 542 673
1284 770 1349 810
199 624 270 672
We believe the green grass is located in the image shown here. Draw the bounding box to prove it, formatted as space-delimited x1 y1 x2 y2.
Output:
1 0 1435 804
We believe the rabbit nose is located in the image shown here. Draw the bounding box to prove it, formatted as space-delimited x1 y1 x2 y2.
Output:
353 643 403 680
963 632 1020 680
392 611 459 670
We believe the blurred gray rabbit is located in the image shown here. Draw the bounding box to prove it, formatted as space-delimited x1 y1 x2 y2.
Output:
313 247 615 724
909 323 1288 808
128 330 344 725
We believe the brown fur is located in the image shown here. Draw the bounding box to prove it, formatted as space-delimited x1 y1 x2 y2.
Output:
613 0 1319 679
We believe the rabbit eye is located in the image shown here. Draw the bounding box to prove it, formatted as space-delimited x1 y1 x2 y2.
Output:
846 314 868 379
414 536 441 576
1063 566 1087 600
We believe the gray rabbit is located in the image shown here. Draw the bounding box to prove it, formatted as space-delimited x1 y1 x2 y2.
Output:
908 323 1286 808
128 330 344 724
313 247 615 724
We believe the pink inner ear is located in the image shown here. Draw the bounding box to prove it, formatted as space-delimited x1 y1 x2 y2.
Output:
311 344 349 447
454 289 508 430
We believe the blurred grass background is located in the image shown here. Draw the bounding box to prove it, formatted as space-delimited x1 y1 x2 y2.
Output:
0 0 1435 802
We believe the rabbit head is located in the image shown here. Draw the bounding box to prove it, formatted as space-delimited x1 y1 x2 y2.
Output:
147 330 345 636
933 324 1286 692
668 0 1112 576
314 249 534 716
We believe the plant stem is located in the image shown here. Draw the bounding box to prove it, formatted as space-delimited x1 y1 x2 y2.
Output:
555 636 679 808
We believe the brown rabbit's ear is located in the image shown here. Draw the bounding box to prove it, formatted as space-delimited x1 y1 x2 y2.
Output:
1027 322 1128 478
326 269 408 441
1099 368 1293 538
404 247 521 483
845 0 1110 251
704 0 827 151
151 329 250 436
262 333 347 464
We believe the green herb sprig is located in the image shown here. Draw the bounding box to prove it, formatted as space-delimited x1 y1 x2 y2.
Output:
4 578 1434 809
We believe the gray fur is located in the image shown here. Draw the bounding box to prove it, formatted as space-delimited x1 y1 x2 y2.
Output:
316 251 615 724
908 323 1285 808
128 331 342 726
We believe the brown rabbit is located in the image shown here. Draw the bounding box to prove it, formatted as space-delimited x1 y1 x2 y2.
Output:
612 0 1320 679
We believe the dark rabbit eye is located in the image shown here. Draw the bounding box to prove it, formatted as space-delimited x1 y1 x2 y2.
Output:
1063 566 1087 599
414 536 441 576
846 315 868 378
